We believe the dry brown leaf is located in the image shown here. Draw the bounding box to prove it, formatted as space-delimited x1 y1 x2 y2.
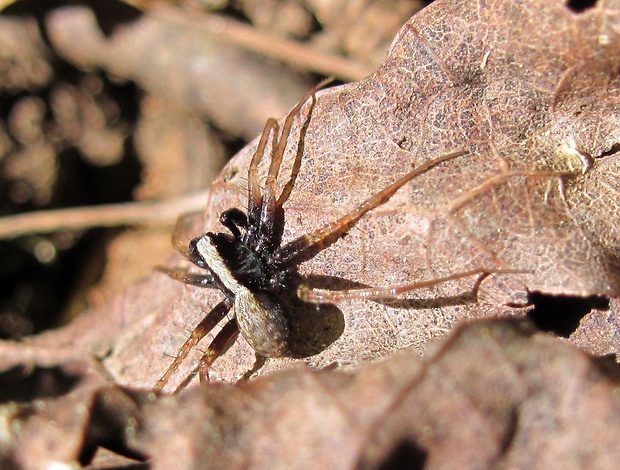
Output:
356 318 620 469
135 318 619 468
98 0 620 389
11 319 619 468
2 0 620 466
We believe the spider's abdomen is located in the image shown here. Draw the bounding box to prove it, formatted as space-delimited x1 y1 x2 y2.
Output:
235 289 290 357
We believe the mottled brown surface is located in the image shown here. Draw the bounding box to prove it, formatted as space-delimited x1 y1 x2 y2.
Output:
1 0 620 467
6 319 620 468
103 0 620 389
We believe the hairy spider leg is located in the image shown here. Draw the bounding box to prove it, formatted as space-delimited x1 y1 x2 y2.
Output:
272 149 469 268
255 82 324 253
298 268 528 303
247 118 278 219
197 317 240 384
267 77 334 211
245 117 279 246
175 317 240 393
276 91 316 207
296 165 587 302
246 78 333 254
153 299 231 392
256 116 283 253
274 80 334 206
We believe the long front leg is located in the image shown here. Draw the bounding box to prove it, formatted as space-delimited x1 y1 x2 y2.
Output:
254 79 332 253
247 118 279 233
277 77 333 206
273 149 468 268
297 268 527 303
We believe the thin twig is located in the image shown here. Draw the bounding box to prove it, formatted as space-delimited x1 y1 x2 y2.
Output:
0 190 209 240
152 3 373 82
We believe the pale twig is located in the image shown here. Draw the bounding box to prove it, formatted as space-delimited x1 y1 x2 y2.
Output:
0 190 209 240
151 3 373 82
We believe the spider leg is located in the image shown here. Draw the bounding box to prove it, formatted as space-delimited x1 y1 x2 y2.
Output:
278 77 333 206
196 318 241 384
276 91 316 206
240 353 267 380
273 149 469 268
252 79 334 253
157 266 216 288
297 268 528 303
179 337 265 392
153 299 231 393
173 319 240 393
246 118 279 244
252 111 294 252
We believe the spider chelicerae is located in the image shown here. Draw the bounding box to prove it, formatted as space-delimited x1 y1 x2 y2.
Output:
155 81 508 393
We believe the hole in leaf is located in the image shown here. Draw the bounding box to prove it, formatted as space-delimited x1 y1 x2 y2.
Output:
378 439 427 470
526 293 609 337
79 389 148 466
566 0 598 13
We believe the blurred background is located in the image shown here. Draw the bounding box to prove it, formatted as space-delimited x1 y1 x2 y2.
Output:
0 0 429 339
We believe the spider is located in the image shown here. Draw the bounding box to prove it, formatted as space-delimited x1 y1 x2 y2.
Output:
154 80 507 393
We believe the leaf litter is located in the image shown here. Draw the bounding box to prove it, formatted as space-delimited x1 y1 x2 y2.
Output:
1 0 620 467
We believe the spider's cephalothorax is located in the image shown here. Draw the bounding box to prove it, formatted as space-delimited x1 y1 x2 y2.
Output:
155 81 477 393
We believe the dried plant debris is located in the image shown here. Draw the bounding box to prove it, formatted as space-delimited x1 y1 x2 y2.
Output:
233 0 425 67
91 0 620 388
42 2 313 139
3 319 620 468
1 0 620 466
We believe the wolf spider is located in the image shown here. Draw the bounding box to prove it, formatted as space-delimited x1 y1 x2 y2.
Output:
155 81 506 393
